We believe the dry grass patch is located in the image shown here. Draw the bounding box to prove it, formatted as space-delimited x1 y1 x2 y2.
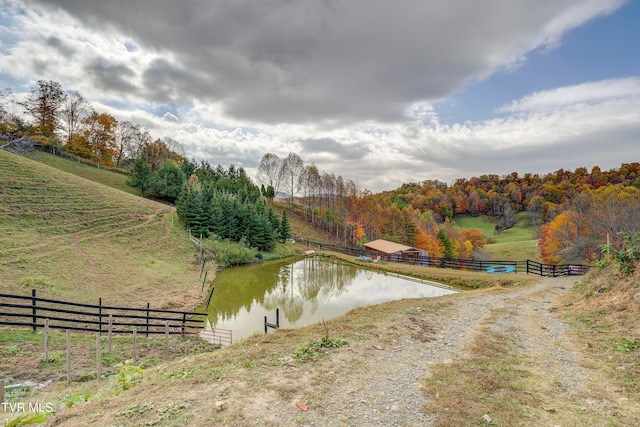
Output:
559 264 640 403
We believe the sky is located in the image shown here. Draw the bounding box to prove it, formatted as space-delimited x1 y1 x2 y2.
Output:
0 0 638 192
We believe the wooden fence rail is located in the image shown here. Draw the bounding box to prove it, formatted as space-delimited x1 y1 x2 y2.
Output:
0 290 206 337
297 238 589 277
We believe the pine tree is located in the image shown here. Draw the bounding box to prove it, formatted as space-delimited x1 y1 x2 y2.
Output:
279 210 291 241
267 207 280 232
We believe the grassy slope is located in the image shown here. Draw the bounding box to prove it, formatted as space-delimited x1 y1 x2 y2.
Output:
454 212 541 261
24 151 141 196
0 150 202 309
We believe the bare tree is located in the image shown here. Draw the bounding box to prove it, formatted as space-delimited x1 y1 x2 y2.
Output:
60 90 90 143
279 152 305 212
114 121 146 168
257 153 283 195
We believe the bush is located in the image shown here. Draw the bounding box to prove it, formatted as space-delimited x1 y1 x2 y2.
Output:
600 231 640 275
208 239 256 267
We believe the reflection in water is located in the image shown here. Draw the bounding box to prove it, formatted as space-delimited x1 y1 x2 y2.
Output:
202 256 456 342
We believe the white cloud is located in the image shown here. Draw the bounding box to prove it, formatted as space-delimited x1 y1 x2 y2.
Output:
498 77 640 113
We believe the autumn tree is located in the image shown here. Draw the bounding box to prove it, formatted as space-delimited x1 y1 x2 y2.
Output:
68 111 118 166
22 80 65 137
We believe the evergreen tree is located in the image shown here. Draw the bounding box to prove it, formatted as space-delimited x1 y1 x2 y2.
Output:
148 161 186 202
192 190 211 238
175 183 190 222
279 210 291 241
127 156 151 195
437 228 454 258
267 206 280 232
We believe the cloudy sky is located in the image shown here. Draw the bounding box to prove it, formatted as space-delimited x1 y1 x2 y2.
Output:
1 0 638 192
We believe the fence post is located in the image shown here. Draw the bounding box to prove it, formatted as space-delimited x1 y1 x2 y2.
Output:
32 288 37 332
44 319 49 361
276 308 280 328
132 330 137 365
108 315 113 352
98 298 102 336
201 271 208 293
1 379 4 405
66 329 71 382
165 321 169 360
181 313 186 336
96 333 101 381
146 303 150 338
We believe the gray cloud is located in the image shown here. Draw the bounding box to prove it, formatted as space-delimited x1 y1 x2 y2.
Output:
85 58 137 93
45 36 76 58
299 138 370 161
21 0 621 125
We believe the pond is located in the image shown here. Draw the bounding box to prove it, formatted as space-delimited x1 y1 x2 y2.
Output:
201 256 458 343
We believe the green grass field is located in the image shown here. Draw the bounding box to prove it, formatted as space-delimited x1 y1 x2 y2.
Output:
24 151 140 196
0 150 202 309
454 212 541 261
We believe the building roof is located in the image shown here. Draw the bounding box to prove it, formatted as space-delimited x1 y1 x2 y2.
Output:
363 239 421 254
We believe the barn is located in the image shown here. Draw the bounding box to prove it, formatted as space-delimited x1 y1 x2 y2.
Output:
363 239 427 264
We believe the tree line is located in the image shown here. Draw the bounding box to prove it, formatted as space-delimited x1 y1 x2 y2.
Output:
257 152 640 264
257 152 490 260
0 80 183 171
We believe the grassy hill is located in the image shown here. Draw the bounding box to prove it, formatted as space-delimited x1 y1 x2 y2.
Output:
23 151 141 196
0 150 202 309
454 212 541 261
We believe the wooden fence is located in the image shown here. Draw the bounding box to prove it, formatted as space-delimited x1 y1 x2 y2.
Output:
297 238 589 277
0 289 206 337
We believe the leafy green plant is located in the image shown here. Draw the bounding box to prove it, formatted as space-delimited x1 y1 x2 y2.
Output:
42 351 64 364
162 368 194 380
600 231 640 275
294 336 348 363
65 392 92 408
114 365 144 395
6 412 51 426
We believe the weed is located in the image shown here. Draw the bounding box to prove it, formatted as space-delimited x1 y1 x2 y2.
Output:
5 412 51 427
65 391 92 408
100 352 119 367
162 368 194 380
613 337 640 353
121 402 154 417
114 365 144 395
41 351 64 364
294 336 348 363
600 231 640 275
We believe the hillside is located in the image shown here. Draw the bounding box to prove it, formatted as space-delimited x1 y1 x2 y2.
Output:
454 212 541 261
0 150 202 309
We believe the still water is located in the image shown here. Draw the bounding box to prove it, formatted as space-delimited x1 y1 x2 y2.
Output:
202 256 457 342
